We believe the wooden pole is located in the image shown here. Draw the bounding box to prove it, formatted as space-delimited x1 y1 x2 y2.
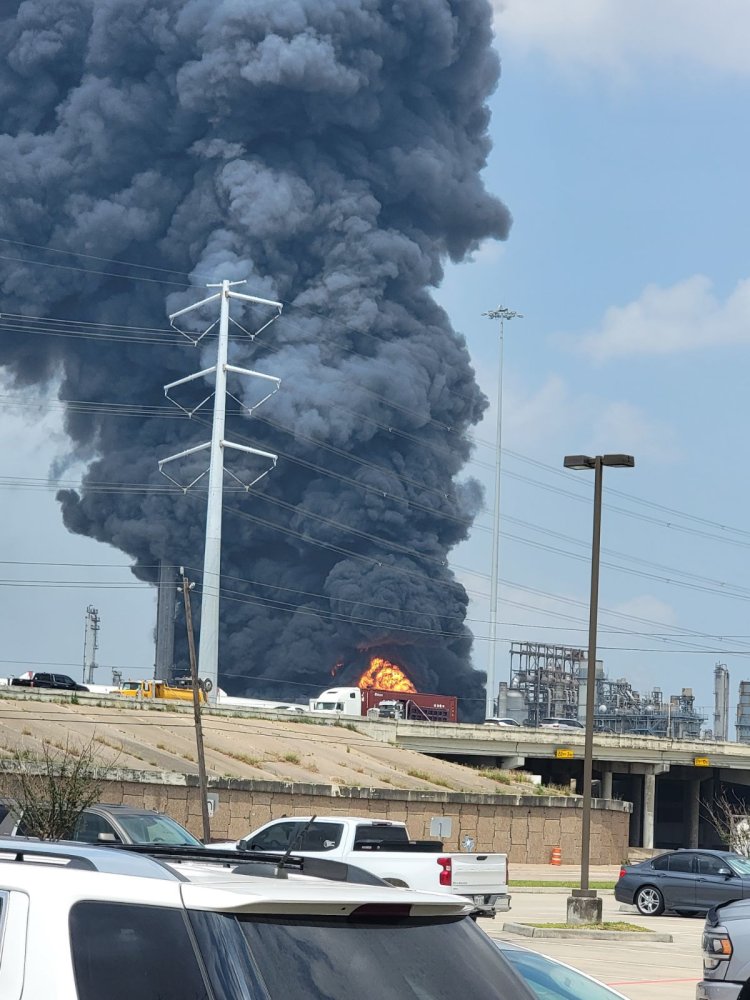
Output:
182 572 211 844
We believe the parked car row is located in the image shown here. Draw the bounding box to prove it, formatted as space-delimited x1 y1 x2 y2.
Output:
615 848 750 997
0 812 629 1000
10 801 750 997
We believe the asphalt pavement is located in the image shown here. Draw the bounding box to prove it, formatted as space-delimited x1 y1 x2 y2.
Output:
481 873 703 999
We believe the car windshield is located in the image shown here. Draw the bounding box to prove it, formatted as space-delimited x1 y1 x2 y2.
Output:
729 856 750 875
189 911 533 1000
115 813 202 846
501 946 622 1000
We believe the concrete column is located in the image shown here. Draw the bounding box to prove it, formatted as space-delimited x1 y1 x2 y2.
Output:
643 770 656 849
630 775 642 847
687 778 701 848
600 767 613 800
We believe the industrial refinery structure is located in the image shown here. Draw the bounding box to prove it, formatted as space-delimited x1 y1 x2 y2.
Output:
736 680 750 743
497 641 706 739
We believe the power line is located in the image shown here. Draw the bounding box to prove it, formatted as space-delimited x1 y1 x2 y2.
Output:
0 238 209 281
0 252 192 286
3 293 750 545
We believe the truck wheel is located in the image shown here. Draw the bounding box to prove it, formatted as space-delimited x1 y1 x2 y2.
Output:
635 885 664 916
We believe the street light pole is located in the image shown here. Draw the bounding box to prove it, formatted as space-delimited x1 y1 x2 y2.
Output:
482 306 522 719
563 453 634 924
580 455 603 896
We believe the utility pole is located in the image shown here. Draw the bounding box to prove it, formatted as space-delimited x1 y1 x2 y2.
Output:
181 569 211 844
82 605 101 685
160 280 282 702
482 306 522 719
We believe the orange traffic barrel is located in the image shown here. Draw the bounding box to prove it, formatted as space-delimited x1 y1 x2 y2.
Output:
550 846 562 866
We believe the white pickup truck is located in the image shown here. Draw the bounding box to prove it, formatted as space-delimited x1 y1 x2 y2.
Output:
213 815 510 917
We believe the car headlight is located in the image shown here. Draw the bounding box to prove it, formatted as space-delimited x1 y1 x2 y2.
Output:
703 932 732 969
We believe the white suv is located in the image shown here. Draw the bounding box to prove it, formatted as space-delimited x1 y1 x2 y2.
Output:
0 838 534 1000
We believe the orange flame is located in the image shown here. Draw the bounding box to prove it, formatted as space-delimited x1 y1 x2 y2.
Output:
358 656 416 692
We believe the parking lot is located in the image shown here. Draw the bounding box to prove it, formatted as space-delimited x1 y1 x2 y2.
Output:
481 887 704 999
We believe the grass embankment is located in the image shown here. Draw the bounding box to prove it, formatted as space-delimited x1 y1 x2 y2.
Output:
510 880 616 889
528 922 648 932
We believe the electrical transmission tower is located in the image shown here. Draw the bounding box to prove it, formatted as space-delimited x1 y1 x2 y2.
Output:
159 279 282 702
83 605 100 685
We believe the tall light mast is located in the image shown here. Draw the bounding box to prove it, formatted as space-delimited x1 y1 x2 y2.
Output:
482 306 522 718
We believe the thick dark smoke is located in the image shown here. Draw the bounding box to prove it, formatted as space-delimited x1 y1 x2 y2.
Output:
0 0 510 720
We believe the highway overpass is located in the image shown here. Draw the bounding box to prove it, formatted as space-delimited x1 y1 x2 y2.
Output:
352 717 750 851
6 686 747 851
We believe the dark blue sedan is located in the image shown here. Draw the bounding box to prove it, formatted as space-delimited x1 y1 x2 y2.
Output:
615 849 750 916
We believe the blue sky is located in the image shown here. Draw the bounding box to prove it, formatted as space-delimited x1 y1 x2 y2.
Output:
437 2 750 722
2 2 750 724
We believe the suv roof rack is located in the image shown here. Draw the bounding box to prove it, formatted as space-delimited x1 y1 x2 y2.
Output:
0 837 180 880
114 844 387 886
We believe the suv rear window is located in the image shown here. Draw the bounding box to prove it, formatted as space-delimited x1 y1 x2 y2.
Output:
189 911 530 1000
70 901 208 1000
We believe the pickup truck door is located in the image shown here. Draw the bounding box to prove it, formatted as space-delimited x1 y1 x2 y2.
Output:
247 821 345 853
245 821 301 851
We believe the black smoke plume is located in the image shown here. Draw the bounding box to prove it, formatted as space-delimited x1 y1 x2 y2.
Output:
0 0 510 720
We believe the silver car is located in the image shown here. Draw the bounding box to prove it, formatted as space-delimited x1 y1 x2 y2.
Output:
699 897 750 999
0 801 202 846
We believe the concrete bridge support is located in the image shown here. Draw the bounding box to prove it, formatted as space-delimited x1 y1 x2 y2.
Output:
643 769 656 849
621 763 669 849
688 777 701 848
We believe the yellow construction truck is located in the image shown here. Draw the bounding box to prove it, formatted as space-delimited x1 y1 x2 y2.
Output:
117 680 206 703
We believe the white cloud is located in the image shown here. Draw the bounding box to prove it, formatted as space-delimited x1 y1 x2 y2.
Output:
481 372 675 460
576 274 750 360
502 374 568 450
591 400 678 462
494 0 750 79
609 594 679 629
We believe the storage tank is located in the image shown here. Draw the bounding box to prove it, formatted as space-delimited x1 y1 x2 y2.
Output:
714 664 729 742
506 689 525 723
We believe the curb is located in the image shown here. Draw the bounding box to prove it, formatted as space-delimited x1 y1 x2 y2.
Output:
502 921 673 942
510 886 615 895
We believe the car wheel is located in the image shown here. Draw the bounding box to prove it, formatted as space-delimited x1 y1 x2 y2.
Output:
635 885 665 916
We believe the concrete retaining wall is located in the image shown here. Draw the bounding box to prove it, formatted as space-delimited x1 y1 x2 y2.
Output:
96 770 631 864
